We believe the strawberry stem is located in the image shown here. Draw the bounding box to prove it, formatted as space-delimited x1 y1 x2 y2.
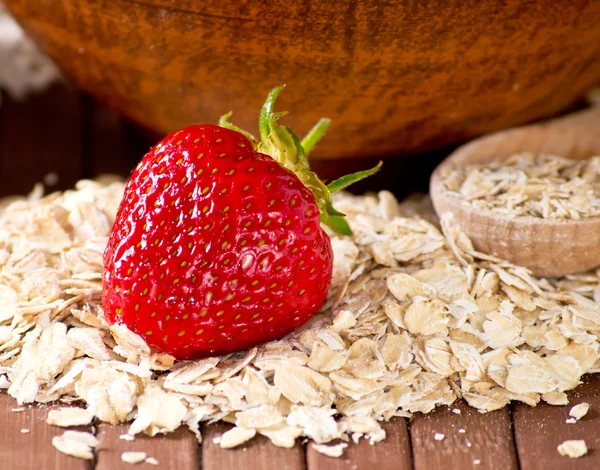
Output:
219 86 381 236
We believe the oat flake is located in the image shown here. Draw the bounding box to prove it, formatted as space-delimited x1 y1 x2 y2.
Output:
121 451 147 464
569 403 590 421
52 430 98 460
46 407 94 427
557 440 588 458
219 427 256 449
312 442 348 457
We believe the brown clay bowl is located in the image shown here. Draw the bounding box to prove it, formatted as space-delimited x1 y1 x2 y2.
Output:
430 103 600 277
5 0 600 160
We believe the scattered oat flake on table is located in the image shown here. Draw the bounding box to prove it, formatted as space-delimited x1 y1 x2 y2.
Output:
11 407 25 412
473 459 481 465
0 375 10 389
543 391 569 406
434 433 445 441
47 407 94 427
565 418 577 424
121 451 147 464
52 430 98 460
452 408 461 414
569 403 590 420
219 427 257 448
145 457 159 465
20 428 30 433
557 440 588 458
312 442 348 458
120 433 135 441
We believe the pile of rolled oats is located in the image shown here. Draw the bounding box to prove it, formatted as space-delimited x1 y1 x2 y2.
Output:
442 153 600 219
1 178 600 456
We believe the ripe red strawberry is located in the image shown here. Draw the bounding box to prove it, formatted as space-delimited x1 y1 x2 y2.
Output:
102 87 380 359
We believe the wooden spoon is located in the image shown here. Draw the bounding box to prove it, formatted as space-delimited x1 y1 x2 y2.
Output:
430 104 600 277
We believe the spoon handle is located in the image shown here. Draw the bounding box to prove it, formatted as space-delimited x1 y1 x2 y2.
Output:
444 104 600 166
538 103 600 134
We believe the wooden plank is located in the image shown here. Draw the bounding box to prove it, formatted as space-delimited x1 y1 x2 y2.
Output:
306 418 411 470
409 400 518 470
513 374 600 470
202 422 305 470
87 99 141 178
0 83 84 197
95 423 199 470
0 392 91 470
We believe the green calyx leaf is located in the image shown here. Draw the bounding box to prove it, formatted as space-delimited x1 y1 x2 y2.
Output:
218 111 257 145
301 118 331 156
328 161 383 193
218 86 381 236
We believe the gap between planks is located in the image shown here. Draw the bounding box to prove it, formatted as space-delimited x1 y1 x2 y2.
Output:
409 400 518 470
202 422 305 470
95 423 199 470
0 392 91 470
203 408 514 470
513 373 600 470
202 419 413 470
306 418 411 470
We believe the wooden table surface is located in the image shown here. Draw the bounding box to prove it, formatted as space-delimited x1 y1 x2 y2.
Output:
1 83 600 470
